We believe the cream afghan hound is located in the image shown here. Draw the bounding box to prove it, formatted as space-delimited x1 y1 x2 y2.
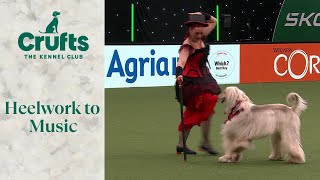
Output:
218 86 307 164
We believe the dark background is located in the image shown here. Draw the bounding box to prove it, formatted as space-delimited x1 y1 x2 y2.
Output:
105 0 284 44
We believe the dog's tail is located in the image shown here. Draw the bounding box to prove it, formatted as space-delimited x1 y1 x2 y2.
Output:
38 30 45 33
287 92 307 116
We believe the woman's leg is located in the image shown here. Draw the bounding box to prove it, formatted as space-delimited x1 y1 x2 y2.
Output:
198 94 219 155
177 103 194 147
176 129 197 154
177 129 190 147
199 118 218 155
200 117 211 146
176 104 197 154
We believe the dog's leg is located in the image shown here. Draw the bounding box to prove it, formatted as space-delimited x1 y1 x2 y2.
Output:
219 137 250 163
218 135 234 163
229 140 252 162
231 152 242 162
218 153 233 163
287 145 305 164
269 133 282 161
233 140 251 152
281 127 305 164
219 146 246 163
55 23 58 33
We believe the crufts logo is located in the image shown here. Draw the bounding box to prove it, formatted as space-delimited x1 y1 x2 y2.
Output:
284 13 320 26
18 11 89 53
274 50 320 79
39 11 61 34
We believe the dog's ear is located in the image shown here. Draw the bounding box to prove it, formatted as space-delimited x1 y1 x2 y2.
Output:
240 92 248 101
226 87 237 105
239 91 251 102
224 87 238 113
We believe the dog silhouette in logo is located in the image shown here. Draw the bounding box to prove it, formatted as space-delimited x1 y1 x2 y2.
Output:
39 11 61 33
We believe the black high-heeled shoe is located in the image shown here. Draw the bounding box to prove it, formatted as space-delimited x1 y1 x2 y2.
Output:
199 145 219 155
176 145 197 155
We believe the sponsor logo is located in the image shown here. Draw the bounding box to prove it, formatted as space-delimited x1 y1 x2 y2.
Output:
285 12 320 27
240 44 320 83
209 51 235 78
274 49 320 79
106 49 178 83
273 0 320 42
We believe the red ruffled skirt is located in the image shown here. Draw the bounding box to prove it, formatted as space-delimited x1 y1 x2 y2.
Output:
178 93 218 131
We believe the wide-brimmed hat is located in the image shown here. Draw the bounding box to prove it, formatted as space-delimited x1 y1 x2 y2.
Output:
184 14 208 27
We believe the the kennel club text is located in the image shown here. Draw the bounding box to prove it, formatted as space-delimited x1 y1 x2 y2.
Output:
4 101 100 133
24 54 83 60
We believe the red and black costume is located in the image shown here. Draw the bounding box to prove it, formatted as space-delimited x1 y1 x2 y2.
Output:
175 44 221 131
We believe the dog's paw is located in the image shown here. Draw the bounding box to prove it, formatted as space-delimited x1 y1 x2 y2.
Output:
218 156 227 163
269 154 282 161
218 155 233 163
232 153 241 162
288 158 305 164
288 160 305 164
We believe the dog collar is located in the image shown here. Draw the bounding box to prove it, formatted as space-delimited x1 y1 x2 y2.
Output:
224 100 244 124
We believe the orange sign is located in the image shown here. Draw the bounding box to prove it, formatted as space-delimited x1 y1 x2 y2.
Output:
240 43 320 83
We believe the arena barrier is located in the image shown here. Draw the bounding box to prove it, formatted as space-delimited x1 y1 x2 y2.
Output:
105 43 320 88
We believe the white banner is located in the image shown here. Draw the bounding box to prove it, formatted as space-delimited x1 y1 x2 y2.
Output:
105 45 240 88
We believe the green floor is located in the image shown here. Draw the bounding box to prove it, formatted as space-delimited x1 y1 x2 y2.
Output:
106 81 320 180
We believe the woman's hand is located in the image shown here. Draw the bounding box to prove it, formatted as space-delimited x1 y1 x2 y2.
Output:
176 75 183 84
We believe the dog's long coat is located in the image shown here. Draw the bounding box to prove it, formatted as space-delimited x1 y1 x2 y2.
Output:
218 86 307 164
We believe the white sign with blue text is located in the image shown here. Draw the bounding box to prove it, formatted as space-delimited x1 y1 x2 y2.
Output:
105 45 240 88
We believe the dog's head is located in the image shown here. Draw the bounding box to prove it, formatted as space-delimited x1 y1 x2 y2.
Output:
52 11 61 17
218 86 252 107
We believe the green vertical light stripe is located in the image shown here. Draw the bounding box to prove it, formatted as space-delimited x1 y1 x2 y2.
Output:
131 3 134 42
216 5 219 41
